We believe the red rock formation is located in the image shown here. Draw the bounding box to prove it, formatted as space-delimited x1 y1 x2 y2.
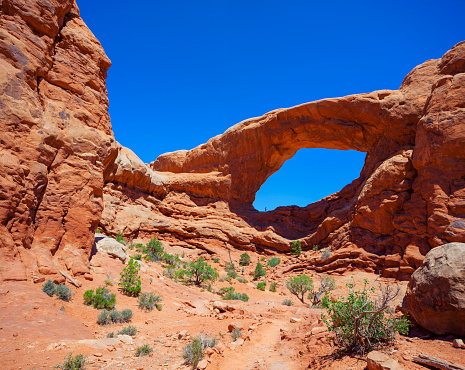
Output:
103 42 465 280
0 0 117 281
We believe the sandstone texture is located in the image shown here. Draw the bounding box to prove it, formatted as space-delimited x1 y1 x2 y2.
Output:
101 42 465 280
0 0 117 282
401 242 465 336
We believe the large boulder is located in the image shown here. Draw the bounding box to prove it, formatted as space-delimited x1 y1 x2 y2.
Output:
401 243 465 336
94 235 128 262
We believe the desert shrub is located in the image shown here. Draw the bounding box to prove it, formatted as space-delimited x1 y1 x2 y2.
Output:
213 257 219 263
225 262 238 279
320 294 332 309
56 284 73 302
162 252 180 267
179 257 218 286
322 278 410 353
96 228 101 234
290 240 302 256
313 244 319 251
138 292 162 311
84 287 116 310
321 248 331 260
236 276 248 284
286 274 313 303
182 333 218 369
118 325 137 336
282 299 293 306
119 257 141 296
260 256 266 261
257 281 266 291
43 280 57 297
133 254 142 260
308 274 338 306
145 237 164 261
134 243 145 252
107 332 114 338
219 287 249 302
269 282 277 292
104 274 115 286
97 309 133 325
253 262 266 280
115 232 126 245
231 327 242 340
135 343 153 357
267 257 281 267
54 352 87 370
239 253 250 266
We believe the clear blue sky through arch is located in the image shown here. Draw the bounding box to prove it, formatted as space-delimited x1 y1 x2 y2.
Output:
76 0 465 209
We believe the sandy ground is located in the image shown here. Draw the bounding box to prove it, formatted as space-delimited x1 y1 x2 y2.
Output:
1 244 464 370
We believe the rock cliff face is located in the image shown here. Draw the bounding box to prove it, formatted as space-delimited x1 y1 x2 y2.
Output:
1 0 464 282
0 0 117 282
102 42 465 280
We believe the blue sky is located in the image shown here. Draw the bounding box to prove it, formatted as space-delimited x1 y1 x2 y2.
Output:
77 0 464 211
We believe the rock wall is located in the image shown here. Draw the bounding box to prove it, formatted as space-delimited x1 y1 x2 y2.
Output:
102 42 465 280
0 0 117 281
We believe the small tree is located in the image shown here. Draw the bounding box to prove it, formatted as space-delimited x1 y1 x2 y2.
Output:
286 274 313 303
290 240 302 256
145 237 164 261
308 274 337 306
239 253 251 266
181 257 218 286
253 262 266 280
119 258 141 296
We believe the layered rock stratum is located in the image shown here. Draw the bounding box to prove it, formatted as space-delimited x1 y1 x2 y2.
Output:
1 0 464 282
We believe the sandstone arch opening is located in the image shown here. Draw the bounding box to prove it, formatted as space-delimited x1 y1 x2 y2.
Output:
253 148 367 211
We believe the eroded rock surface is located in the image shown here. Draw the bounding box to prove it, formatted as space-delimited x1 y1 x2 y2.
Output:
102 42 465 279
401 242 465 336
0 0 117 281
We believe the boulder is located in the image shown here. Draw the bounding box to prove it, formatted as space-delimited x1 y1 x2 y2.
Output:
401 243 465 336
94 235 128 262
367 351 403 370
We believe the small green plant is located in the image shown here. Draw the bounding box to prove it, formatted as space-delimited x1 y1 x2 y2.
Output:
239 253 250 266
225 262 238 279
178 257 218 286
322 278 409 353
282 299 293 306
290 240 302 256
213 257 219 263
96 228 101 234
145 237 164 261
321 248 331 260
138 292 162 311
43 280 57 297
133 254 142 260
236 276 248 284
104 274 115 286
257 281 266 291
253 262 266 280
60 306 65 311
54 352 87 370
260 256 266 261
119 257 141 296
313 244 319 251
308 274 338 306
107 332 115 338
218 287 249 302
182 333 218 369
286 274 313 303
269 282 277 292
84 287 116 310
115 232 126 245
118 325 137 336
135 343 153 357
267 257 281 267
97 309 133 325
231 327 242 340
56 284 73 302
156 304 163 311
121 309 133 322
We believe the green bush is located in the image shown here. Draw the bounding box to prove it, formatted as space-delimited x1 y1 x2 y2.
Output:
313 244 319 251
282 299 293 306
121 309 133 322
135 343 153 357
107 332 114 338
179 257 218 286
54 352 87 370
109 310 122 323
182 333 218 369
133 254 142 260
56 284 73 302
119 257 141 296
322 278 409 353
97 309 133 326
145 237 164 261
257 281 266 291
213 258 219 263
225 262 238 279
115 232 126 245
43 280 57 297
290 240 302 256
308 274 338 306
286 274 313 303
231 327 242 340
219 287 249 302
253 263 266 280
83 287 116 310
239 253 251 266
138 292 162 311
118 325 137 336
267 257 281 267
269 282 277 292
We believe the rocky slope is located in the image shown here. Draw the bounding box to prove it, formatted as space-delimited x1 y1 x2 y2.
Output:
102 42 465 280
0 0 118 282
1 0 464 282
